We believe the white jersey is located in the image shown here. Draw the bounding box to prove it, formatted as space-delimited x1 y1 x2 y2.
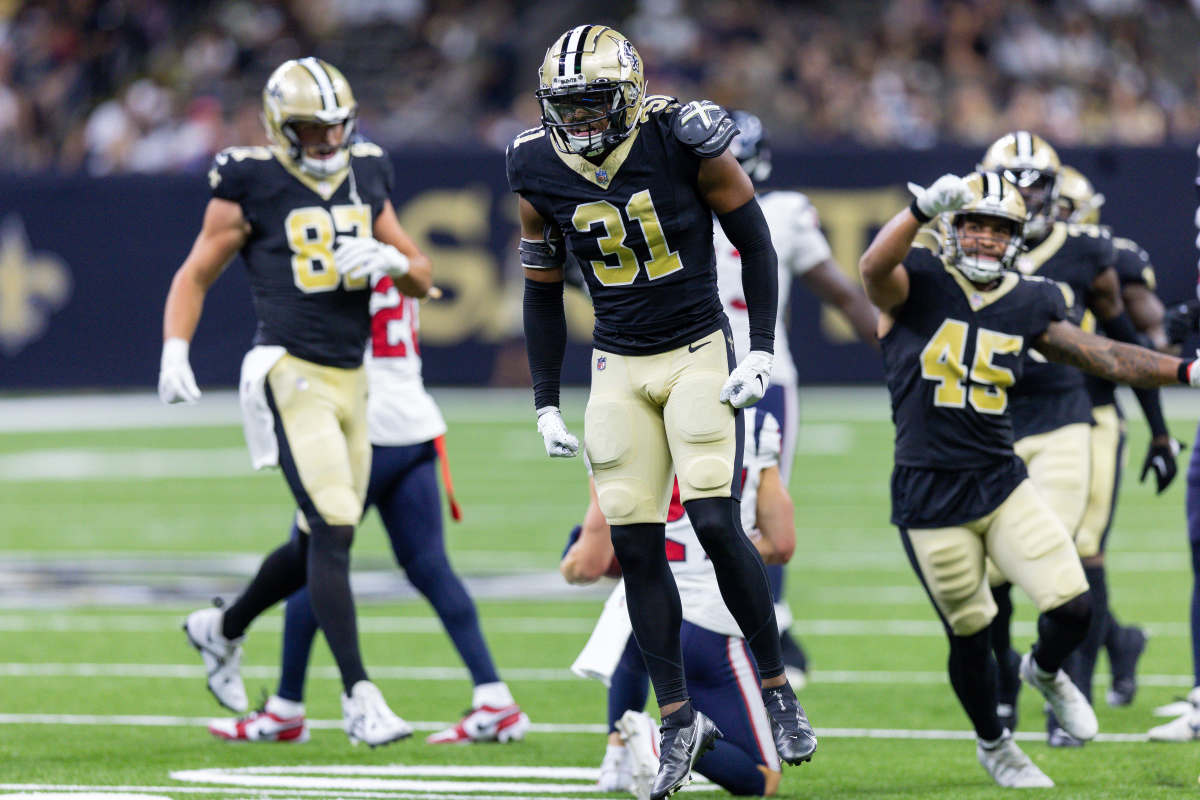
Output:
365 276 447 446
612 407 782 637
714 190 832 385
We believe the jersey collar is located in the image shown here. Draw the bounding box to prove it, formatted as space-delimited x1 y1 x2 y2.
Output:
271 147 349 201
941 261 1021 311
1014 222 1068 275
550 124 642 190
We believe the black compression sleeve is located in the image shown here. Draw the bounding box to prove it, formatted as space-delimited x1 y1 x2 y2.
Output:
716 199 778 354
523 277 566 410
1104 313 1168 436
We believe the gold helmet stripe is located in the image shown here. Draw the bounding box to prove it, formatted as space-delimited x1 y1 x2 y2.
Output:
1016 130 1033 158
298 56 337 112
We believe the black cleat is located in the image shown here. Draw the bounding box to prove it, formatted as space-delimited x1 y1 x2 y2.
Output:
650 706 721 800
1107 626 1147 707
995 647 1022 732
762 682 818 764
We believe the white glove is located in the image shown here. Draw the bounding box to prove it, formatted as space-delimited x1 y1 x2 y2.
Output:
907 174 972 218
1186 354 1200 388
333 236 410 282
536 406 579 458
158 337 201 404
720 350 773 408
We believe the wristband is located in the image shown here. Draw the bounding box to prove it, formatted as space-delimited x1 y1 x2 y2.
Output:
1179 361 1191 385
909 198 932 224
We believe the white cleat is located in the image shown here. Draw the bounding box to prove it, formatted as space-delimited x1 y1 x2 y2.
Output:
596 745 633 792
1153 686 1200 718
426 704 531 744
615 710 660 800
1148 708 1200 742
1019 652 1097 742
977 730 1054 788
341 680 413 747
208 695 309 742
183 606 247 713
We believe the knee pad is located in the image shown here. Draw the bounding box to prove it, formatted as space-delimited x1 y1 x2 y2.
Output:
310 486 362 527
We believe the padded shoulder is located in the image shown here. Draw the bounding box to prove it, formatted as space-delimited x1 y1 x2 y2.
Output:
207 146 274 201
670 99 738 158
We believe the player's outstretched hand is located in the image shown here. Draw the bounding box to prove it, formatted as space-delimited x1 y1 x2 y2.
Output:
720 350 774 408
333 235 410 282
536 406 579 458
1140 437 1184 495
907 174 972 218
1164 299 1200 345
158 337 200 404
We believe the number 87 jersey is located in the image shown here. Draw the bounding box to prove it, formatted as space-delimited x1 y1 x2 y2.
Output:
506 96 732 356
207 141 394 368
882 244 1070 474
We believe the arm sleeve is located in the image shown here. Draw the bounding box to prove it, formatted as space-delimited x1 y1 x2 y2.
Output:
716 198 778 354
523 277 567 410
1104 312 1169 436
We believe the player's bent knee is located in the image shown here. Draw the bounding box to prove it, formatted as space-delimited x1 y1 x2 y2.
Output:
595 483 640 523
310 486 362 527
947 606 993 637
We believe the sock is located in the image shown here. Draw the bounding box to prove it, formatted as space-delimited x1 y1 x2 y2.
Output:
1064 565 1108 704
221 527 309 640
610 522 687 707
661 701 694 729
988 582 1014 664
608 636 651 731
472 681 515 709
277 583 319 703
1033 592 1092 674
694 738 766 796
307 523 368 694
684 496 783 679
266 694 304 718
947 628 1003 741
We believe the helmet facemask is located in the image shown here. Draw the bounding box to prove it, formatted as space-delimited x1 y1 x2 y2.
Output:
1001 167 1057 240
538 77 638 157
946 212 1024 285
261 58 358 178
275 111 356 177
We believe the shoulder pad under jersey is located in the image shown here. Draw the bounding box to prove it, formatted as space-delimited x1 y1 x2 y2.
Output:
671 100 738 158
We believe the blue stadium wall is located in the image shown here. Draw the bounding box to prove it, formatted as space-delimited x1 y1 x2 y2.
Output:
0 145 1195 390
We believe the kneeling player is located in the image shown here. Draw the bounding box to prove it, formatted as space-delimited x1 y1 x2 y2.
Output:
563 407 796 798
859 171 1200 787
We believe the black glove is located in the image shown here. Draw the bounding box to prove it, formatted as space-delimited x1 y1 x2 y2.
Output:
1164 299 1200 345
1141 438 1185 495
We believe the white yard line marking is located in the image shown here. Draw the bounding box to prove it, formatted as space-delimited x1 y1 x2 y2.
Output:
0 784 590 800
0 715 1152 743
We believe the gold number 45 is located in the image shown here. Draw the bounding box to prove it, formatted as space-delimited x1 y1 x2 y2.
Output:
920 319 1023 414
284 205 373 293
572 189 683 286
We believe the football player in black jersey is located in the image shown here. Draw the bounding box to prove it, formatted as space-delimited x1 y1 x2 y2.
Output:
977 133 1176 746
860 170 1200 787
508 26 814 798
1058 165 1164 716
158 58 431 747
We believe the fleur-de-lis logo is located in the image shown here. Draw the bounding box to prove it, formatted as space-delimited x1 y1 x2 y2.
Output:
0 216 72 356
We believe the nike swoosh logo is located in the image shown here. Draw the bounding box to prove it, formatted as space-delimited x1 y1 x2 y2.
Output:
687 341 710 353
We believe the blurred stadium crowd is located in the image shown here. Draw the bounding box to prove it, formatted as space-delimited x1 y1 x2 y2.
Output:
3 0 1200 174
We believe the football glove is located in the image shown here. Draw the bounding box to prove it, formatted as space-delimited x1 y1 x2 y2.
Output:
1140 437 1184 495
1164 299 1200 345
720 350 773 408
536 406 579 458
333 236 410 282
907 174 973 218
158 337 200 404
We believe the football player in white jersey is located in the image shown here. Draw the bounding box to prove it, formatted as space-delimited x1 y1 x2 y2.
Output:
207 273 528 745
562 408 796 799
715 110 879 686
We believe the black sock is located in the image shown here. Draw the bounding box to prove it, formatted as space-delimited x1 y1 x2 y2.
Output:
1064 565 1108 704
308 523 368 694
661 700 695 729
948 628 1003 740
610 522 687 706
1033 592 1092 674
684 496 783 679
222 525 309 640
988 582 1014 663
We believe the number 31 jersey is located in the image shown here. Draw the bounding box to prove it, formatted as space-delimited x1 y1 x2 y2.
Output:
506 97 727 356
208 143 394 368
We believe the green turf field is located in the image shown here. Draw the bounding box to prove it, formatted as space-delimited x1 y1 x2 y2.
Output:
3 387 1200 799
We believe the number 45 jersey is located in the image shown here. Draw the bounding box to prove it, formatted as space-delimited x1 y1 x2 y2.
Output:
208 143 395 368
882 246 1069 527
506 97 730 356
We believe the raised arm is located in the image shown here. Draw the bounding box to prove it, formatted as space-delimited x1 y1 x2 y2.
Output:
1036 320 1190 388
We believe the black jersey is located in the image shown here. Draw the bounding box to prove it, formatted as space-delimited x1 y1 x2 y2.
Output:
506 96 727 355
1008 221 1115 439
883 246 1068 527
1085 236 1156 408
208 143 394 368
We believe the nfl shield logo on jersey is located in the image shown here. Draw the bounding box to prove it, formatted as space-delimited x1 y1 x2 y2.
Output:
596 168 608 184
597 356 607 371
